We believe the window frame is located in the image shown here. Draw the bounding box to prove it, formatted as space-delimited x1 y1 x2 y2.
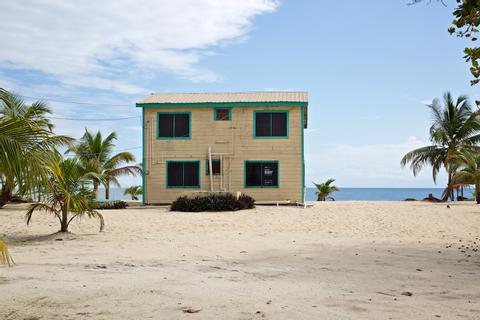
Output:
244 160 280 189
166 160 200 188
157 112 192 140
205 159 221 176
253 110 289 139
213 108 232 121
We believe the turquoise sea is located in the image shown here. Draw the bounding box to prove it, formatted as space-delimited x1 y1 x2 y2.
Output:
306 187 450 201
99 187 456 202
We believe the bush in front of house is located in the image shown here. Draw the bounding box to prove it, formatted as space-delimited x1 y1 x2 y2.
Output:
93 200 128 210
170 193 255 212
236 194 255 209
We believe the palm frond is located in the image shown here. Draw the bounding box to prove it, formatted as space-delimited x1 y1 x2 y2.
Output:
0 240 15 266
25 202 60 226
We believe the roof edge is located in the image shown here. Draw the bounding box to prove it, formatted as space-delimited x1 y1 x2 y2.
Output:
136 101 308 108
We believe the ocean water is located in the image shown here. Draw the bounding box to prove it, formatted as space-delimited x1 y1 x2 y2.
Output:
306 187 449 201
97 188 143 202
99 187 453 202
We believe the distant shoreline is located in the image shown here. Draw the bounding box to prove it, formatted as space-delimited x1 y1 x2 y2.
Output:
306 187 453 202
96 187 456 202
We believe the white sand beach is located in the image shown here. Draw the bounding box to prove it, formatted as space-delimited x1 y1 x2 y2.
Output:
1 201 480 319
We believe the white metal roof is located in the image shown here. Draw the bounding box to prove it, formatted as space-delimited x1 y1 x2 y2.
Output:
137 91 308 104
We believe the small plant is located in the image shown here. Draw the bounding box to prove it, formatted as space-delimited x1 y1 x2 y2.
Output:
171 193 255 212
93 200 128 210
124 185 142 200
237 194 255 209
0 240 14 266
313 179 339 201
25 156 105 233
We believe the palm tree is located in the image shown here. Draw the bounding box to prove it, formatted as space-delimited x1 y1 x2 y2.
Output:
0 240 14 266
103 155 141 200
124 185 142 200
0 89 71 207
0 89 54 130
313 179 339 201
401 92 480 201
68 130 141 200
25 154 104 233
452 152 480 204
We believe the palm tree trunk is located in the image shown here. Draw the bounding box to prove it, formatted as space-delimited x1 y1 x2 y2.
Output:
105 181 110 200
443 171 453 202
60 207 69 232
476 184 480 204
0 186 12 208
93 182 99 200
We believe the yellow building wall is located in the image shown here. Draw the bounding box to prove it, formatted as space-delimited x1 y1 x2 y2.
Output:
143 105 304 203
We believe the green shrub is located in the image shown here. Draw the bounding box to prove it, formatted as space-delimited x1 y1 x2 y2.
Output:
93 200 128 210
237 194 255 209
171 193 255 212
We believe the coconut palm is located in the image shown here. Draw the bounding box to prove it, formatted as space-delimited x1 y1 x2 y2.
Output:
452 152 480 204
0 240 14 266
0 89 71 207
68 129 141 199
401 92 480 201
25 154 104 233
313 179 339 201
0 89 54 130
124 185 142 200
103 156 142 200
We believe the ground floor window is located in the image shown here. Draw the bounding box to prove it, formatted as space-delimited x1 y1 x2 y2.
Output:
167 161 200 188
245 161 279 188
206 159 221 175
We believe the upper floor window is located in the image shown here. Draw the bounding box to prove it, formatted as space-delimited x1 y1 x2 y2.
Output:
157 112 190 139
254 111 288 138
214 108 231 121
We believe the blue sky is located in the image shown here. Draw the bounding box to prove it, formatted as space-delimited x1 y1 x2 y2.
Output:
1 0 477 188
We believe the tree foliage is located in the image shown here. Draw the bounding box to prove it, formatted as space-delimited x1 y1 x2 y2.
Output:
0 89 71 207
124 185 142 200
313 179 339 201
67 129 141 200
25 154 105 233
410 0 480 85
401 92 480 200
0 240 14 266
451 151 480 202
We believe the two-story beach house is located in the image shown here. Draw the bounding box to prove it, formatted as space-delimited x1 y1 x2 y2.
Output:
136 91 308 204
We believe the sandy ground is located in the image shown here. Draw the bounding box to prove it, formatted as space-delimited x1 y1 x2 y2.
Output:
1 201 480 320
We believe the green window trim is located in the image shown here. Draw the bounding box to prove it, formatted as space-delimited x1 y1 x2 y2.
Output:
166 160 201 189
156 112 192 140
301 106 305 203
205 159 221 175
244 160 280 189
253 110 289 139
142 108 146 205
213 108 232 121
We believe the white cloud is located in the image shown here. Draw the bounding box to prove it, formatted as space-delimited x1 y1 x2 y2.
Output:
306 136 448 188
0 0 278 93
